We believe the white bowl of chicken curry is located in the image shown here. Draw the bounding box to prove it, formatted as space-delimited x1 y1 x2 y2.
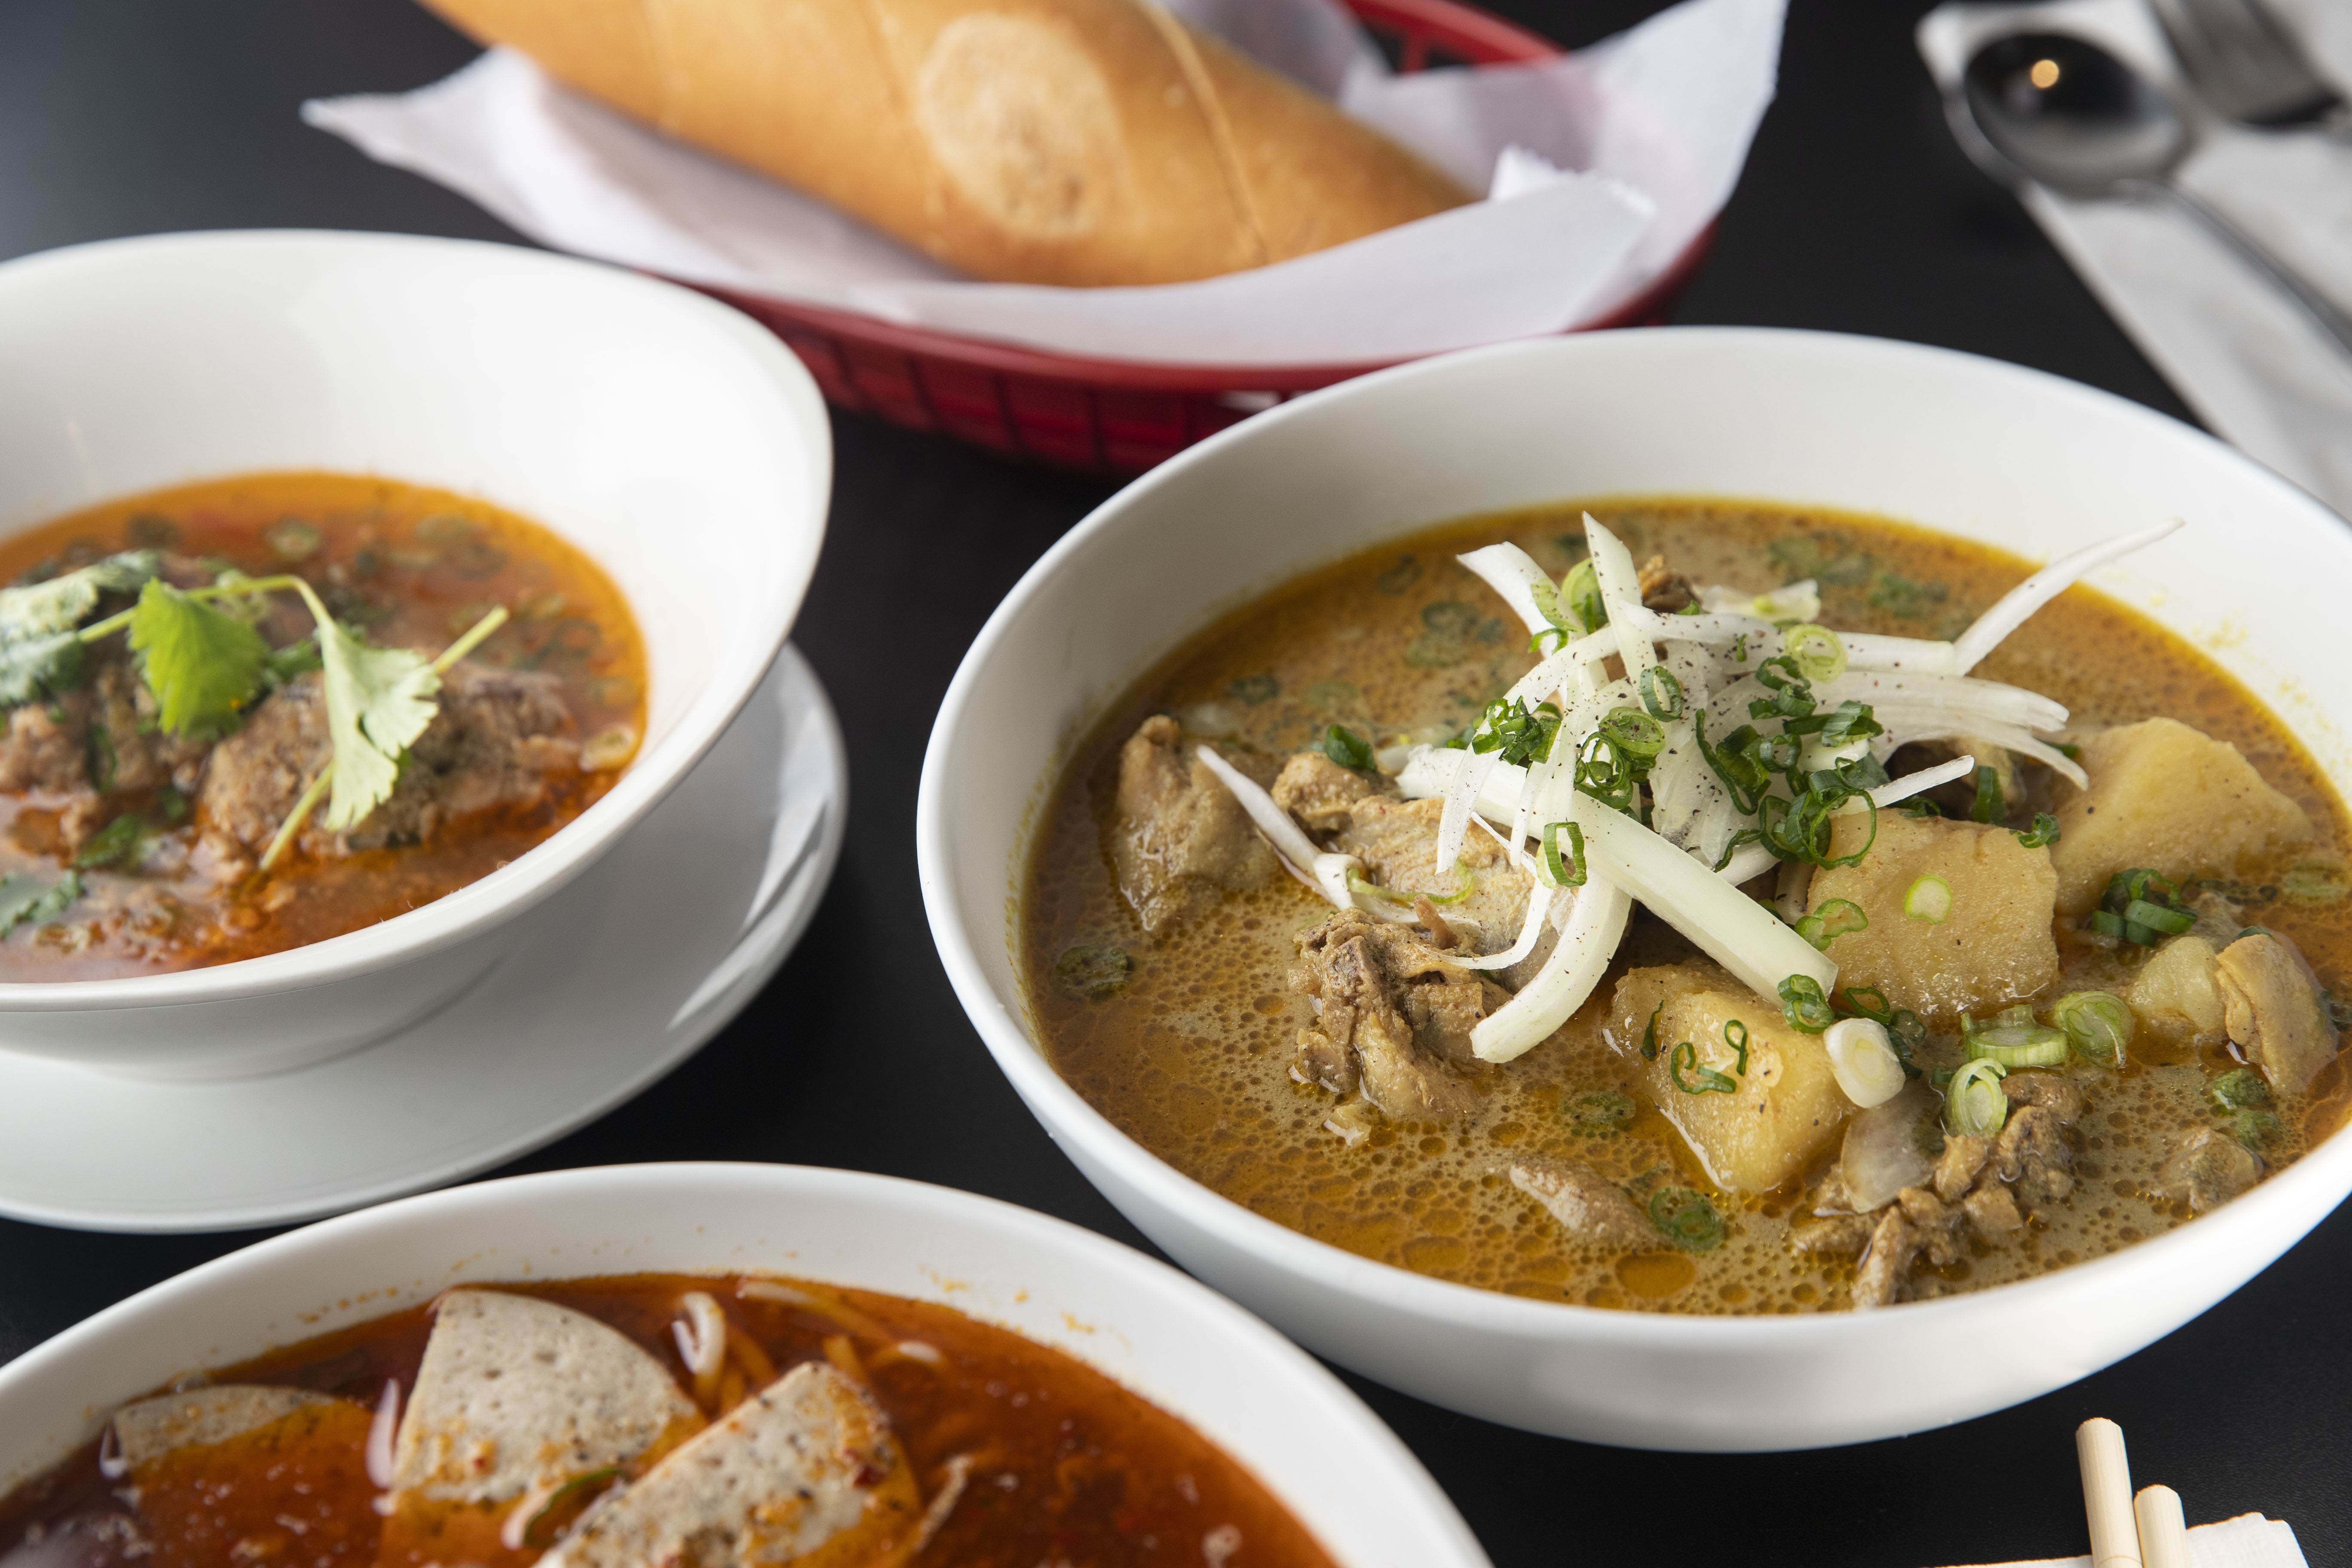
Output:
920 327 2352 1448
0 232 827 1077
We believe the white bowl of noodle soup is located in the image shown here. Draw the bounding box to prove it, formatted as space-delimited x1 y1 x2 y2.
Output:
918 326 2352 1449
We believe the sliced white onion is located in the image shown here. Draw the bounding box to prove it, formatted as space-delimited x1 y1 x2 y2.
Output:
1435 747 1500 876
366 1377 401 1489
1582 514 1656 679
1824 1018 1906 1108
1838 1082 1939 1210
672 1291 727 1378
1697 579 1822 622
1445 879 1560 972
1951 518 2183 675
1456 542 1563 637
1868 754 1976 809
1194 744 1327 896
1471 877 1632 1061
1571 793 1836 1000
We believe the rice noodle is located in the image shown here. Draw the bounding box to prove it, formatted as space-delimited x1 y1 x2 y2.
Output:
1950 518 2183 675
674 1291 728 1378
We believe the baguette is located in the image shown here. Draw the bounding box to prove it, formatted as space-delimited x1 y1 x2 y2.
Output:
418 0 1474 286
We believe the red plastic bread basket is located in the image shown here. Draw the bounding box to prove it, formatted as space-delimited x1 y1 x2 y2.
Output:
691 0 1713 474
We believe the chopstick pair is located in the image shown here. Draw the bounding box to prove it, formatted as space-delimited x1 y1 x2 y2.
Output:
2078 1418 2191 1568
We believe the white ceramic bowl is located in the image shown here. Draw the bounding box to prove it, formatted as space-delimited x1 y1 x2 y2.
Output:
919 327 2352 1450
0 1162 1487 1568
0 231 828 1078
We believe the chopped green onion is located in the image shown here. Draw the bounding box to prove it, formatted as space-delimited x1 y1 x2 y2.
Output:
1052 943 1133 1000
1567 1090 1635 1138
1793 897 1868 952
1778 974 1835 1034
2052 991 2132 1068
1562 558 1606 633
1781 623 1847 683
1640 1003 1663 1060
2207 1068 2271 1114
1322 723 1374 772
1945 1058 2010 1138
1639 665 1684 721
1648 1186 1726 1252
1669 1040 1739 1096
2230 1109 2283 1149
1541 820 1587 888
2014 812 2061 849
1963 1021 2070 1069
1598 706 1667 761
1723 1019 1750 1076
1904 873 1953 923
1969 765 2005 824
2122 898 2194 936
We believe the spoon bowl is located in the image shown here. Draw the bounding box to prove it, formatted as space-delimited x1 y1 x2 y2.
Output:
1962 32 2191 195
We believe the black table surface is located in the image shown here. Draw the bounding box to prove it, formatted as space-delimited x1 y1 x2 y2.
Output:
2 3 2345 1564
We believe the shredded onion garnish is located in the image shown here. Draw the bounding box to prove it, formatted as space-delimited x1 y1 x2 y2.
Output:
1904 873 1953 923
366 1377 401 1490
97 1424 128 1481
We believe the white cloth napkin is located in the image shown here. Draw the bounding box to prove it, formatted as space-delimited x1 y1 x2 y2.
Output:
1918 0 2352 519
302 0 1783 368
1937 1512 2307 1568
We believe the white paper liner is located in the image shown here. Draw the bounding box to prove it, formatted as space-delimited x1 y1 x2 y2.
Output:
303 0 1784 368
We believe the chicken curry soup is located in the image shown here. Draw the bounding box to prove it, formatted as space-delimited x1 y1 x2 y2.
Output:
0 1275 1337 1568
0 473 643 979
1024 499 2352 1315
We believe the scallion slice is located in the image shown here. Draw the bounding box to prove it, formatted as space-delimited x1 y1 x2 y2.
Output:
1639 665 1684 721
1541 820 1587 888
1823 1017 1906 1108
1794 897 1868 952
1945 1057 2010 1138
2122 898 2195 936
1963 1023 2070 1069
1904 873 1953 923
1782 622 1848 683
2052 990 2131 1068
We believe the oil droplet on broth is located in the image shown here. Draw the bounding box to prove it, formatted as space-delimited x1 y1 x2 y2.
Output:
1617 1252 1696 1299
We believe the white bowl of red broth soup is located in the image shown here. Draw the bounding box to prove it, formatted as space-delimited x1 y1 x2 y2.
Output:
0 1163 1486 1568
919 327 2352 1449
0 231 826 1076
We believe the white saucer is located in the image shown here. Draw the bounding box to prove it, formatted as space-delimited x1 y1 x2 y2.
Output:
0 645 847 1233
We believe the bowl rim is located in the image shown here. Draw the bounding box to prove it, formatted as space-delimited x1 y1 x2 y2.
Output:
0 1160 1491 1568
917 323 2352 1349
0 229 832 1011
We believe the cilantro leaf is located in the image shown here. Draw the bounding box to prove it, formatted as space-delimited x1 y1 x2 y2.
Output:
0 552 160 706
0 551 159 641
0 633 83 708
127 580 271 738
315 618 439 832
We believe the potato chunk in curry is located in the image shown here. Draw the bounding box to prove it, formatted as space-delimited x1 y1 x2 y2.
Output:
1807 811 2058 1023
1616 963 1853 1194
2049 718 2310 916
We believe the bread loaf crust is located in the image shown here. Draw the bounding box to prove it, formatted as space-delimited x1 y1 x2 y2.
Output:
419 0 1471 286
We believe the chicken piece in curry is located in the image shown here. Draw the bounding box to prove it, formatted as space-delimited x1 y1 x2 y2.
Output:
1023 499 2352 1314
0 472 643 979
0 1276 1335 1568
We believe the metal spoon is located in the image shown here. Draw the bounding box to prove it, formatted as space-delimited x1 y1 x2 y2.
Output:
1953 32 2352 358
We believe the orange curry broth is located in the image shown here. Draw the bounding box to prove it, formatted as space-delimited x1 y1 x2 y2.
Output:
0 472 645 979
0 1275 1337 1568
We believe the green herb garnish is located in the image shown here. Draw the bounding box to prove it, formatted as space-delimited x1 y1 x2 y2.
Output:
1794 897 1868 952
1778 974 1834 1034
1053 942 1133 1000
1322 723 1374 772
1566 1090 1635 1139
1669 1040 1738 1096
1648 1187 1726 1252
2014 812 2061 849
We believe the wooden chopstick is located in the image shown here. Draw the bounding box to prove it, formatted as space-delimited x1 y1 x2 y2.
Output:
2134 1485 2191 1568
2076 1418 2143 1568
